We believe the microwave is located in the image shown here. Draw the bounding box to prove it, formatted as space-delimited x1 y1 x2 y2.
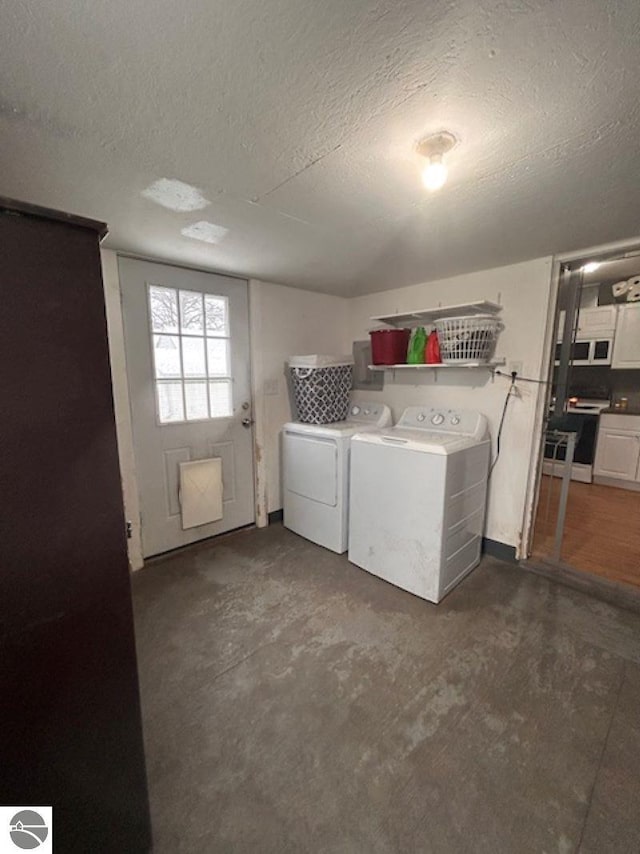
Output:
554 337 613 366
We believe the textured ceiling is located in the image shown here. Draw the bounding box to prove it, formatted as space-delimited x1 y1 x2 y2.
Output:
2 0 640 295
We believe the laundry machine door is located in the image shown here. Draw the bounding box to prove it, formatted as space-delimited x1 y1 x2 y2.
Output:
284 433 338 506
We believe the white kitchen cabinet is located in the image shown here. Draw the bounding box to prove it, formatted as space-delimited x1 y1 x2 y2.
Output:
556 305 616 342
612 303 640 369
594 430 640 480
576 305 617 339
594 414 640 485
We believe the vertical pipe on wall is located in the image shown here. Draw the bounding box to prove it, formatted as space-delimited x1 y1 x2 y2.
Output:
248 280 269 527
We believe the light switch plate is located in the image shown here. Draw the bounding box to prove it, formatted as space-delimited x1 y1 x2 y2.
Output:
264 378 279 396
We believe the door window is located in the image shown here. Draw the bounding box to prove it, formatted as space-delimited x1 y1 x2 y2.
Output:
148 285 232 423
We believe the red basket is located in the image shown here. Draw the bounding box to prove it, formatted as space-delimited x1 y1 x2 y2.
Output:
370 328 410 365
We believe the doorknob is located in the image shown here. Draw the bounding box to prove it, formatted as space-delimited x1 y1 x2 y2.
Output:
242 417 254 428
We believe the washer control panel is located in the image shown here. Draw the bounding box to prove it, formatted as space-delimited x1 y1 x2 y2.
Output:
397 406 487 438
347 402 393 427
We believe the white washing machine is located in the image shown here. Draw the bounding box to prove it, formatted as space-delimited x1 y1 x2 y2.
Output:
348 406 490 603
283 402 392 553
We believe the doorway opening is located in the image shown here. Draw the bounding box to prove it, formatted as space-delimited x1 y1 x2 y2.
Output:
529 249 640 589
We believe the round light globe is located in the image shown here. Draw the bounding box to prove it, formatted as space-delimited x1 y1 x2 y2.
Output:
422 158 447 191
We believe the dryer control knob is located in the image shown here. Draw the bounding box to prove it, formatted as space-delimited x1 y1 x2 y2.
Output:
416 413 426 422
351 406 361 416
431 413 445 425
450 416 460 425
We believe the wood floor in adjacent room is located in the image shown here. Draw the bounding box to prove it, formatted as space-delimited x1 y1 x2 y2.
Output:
532 475 640 587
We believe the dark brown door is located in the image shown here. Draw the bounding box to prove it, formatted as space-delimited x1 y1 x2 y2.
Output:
0 201 151 852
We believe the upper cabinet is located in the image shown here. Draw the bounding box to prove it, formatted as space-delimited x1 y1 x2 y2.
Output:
612 304 640 369
576 305 617 339
556 305 617 343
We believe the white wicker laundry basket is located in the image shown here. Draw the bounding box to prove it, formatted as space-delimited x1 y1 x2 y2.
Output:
434 315 503 364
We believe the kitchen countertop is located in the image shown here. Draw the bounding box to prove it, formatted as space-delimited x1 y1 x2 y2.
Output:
601 407 640 416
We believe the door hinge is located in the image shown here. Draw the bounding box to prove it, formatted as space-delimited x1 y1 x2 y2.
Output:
126 520 133 539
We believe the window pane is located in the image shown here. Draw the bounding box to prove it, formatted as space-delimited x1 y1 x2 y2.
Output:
185 381 209 420
179 290 204 334
206 338 229 377
205 295 228 335
209 381 232 417
181 336 206 377
153 334 181 378
149 286 178 333
157 382 184 423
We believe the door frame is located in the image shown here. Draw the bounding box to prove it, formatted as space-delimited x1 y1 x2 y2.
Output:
520 234 640 561
102 249 265 569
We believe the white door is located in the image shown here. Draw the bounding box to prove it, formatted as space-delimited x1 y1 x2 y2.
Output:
119 257 254 557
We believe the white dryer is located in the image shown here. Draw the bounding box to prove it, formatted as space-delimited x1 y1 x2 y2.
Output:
283 402 392 553
348 406 490 603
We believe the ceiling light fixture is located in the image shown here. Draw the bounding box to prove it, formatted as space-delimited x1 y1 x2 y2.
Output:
181 221 228 244
417 132 457 191
142 178 210 212
582 261 601 273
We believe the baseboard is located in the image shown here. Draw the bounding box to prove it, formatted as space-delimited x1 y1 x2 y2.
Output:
482 537 517 564
594 475 640 493
542 460 593 483
268 509 284 524
522 557 640 616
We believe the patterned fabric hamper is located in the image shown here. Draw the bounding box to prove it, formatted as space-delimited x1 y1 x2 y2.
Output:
289 355 354 424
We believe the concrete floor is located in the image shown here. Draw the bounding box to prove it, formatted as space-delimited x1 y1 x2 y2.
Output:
132 524 640 853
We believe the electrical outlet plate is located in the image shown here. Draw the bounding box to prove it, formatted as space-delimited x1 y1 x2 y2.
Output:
264 378 279 396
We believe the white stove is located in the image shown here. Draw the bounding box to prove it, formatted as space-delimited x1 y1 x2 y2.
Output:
565 397 610 414
544 397 610 483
